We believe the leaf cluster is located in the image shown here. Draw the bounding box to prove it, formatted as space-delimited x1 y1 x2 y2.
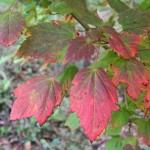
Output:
0 0 150 146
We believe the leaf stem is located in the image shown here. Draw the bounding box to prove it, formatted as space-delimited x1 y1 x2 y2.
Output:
71 13 90 31
144 108 148 118
11 0 20 12
124 87 128 108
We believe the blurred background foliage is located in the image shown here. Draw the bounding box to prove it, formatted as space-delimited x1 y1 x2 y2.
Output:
0 0 150 149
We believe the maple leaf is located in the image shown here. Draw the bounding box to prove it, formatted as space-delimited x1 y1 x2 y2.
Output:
10 77 62 125
107 0 129 13
118 9 150 34
64 0 102 27
16 21 74 63
104 26 140 59
0 12 26 46
70 68 119 141
112 59 150 99
65 36 95 63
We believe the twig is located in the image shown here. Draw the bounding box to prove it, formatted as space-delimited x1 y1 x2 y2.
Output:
144 108 149 118
124 87 128 108
11 0 20 12
71 13 90 31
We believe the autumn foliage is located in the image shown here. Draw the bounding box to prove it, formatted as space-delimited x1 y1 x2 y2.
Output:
0 0 150 146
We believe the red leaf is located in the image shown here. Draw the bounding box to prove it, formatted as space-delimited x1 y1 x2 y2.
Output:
70 68 119 141
65 36 95 62
86 28 102 42
10 77 62 125
104 26 140 59
0 12 26 46
112 59 150 99
144 93 150 108
141 83 150 108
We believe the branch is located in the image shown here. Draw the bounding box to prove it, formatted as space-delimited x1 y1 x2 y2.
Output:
71 13 90 31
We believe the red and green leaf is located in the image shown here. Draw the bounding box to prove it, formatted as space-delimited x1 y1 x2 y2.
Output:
10 77 62 125
0 12 26 46
70 68 119 141
112 59 150 99
16 21 75 63
104 26 140 59
65 36 95 63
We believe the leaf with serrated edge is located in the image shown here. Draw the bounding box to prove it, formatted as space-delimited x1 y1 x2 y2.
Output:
105 136 123 150
0 12 26 46
70 68 119 141
65 36 95 63
110 110 130 129
118 9 150 34
104 26 140 59
112 59 150 99
64 0 102 27
10 77 62 125
107 0 129 13
16 21 74 63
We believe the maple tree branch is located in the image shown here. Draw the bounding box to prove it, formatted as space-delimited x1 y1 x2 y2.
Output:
71 13 90 31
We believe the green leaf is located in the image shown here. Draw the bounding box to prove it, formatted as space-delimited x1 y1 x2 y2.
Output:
106 136 137 150
105 136 123 150
16 21 75 63
64 0 102 27
89 50 120 69
50 109 66 121
107 0 129 13
129 93 150 117
135 118 150 145
140 0 150 11
65 113 80 129
49 2 72 15
110 110 130 129
138 39 150 63
106 126 121 136
0 54 14 65
3 78 13 92
56 65 78 92
118 9 150 34
139 49 150 63
122 137 137 149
